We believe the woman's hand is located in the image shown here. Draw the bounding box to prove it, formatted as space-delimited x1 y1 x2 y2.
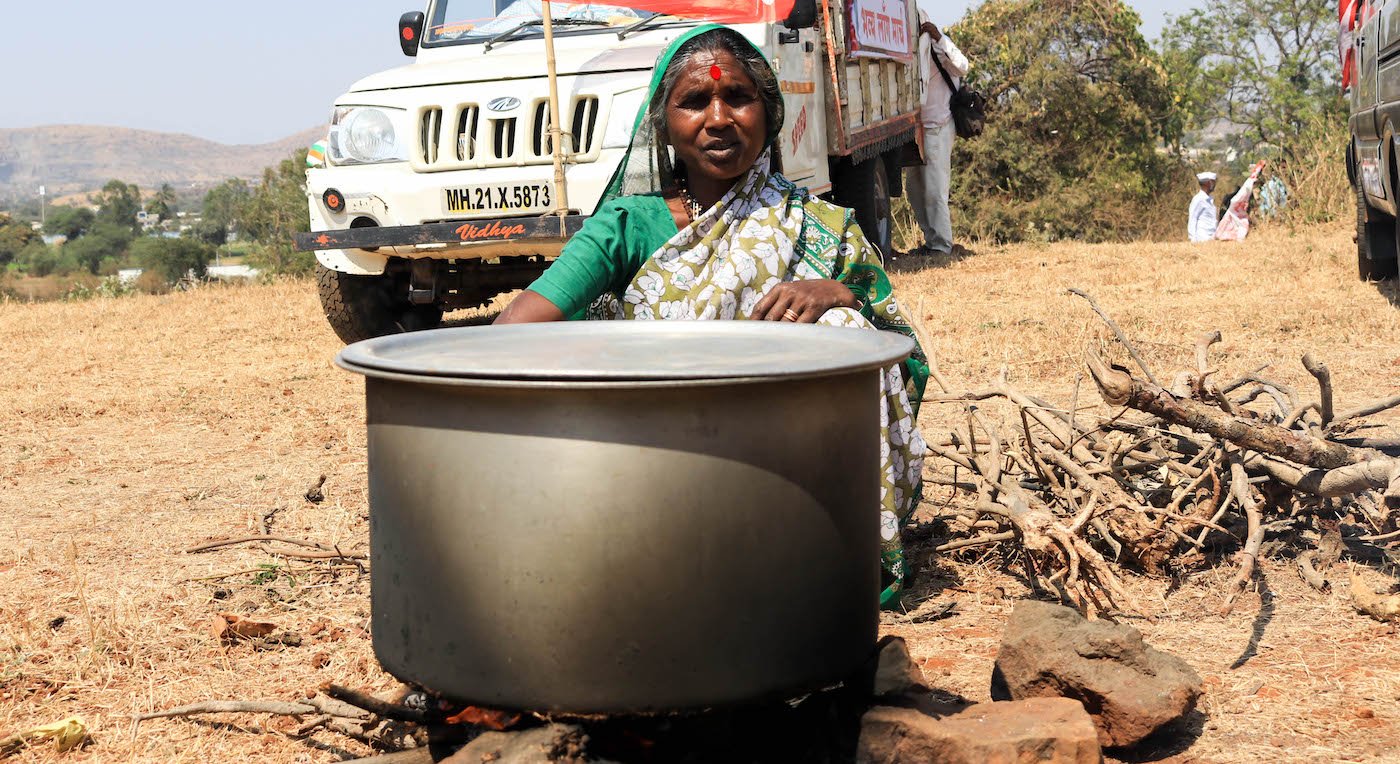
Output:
752 280 859 323
494 290 566 324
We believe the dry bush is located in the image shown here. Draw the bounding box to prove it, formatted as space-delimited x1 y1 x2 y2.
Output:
891 195 922 253
133 270 170 295
0 273 100 302
1275 117 1352 227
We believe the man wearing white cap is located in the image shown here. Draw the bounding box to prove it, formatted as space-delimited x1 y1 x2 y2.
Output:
1189 172 1218 242
904 1 969 256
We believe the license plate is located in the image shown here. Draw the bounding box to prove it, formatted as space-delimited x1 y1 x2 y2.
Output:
445 182 553 215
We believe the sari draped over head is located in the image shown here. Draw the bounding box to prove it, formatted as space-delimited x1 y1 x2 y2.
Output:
1215 160 1266 242
589 24 930 606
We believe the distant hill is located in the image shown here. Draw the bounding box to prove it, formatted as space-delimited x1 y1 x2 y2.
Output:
0 125 326 198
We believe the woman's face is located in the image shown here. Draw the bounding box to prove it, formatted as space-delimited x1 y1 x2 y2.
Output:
665 48 768 186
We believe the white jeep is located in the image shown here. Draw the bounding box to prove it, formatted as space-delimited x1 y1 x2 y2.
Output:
297 0 927 342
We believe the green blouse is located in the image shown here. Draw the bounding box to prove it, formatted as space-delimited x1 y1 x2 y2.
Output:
528 195 678 319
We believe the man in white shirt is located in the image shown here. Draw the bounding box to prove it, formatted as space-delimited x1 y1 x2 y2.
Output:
1188 172 1218 242
904 3 969 256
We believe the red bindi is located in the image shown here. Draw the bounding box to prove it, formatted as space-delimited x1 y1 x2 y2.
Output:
709 64 722 80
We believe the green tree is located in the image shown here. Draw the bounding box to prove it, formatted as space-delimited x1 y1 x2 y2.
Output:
949 0 1181 242
43 205 96 240
0 213 36 266
1159 0 1341 157
199 179 252 245
15 240 70 277
131 237 213 283
144 183 178 222
63 222 133 274
95 180 143 234
239 154 314 275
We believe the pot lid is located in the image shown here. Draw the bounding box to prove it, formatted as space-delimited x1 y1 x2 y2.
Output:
336 321 915 382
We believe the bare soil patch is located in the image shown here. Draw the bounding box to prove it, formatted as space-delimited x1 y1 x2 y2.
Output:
0 224 1397 762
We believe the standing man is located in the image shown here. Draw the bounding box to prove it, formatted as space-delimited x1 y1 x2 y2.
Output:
904 2 969 257
1188 171 1218 242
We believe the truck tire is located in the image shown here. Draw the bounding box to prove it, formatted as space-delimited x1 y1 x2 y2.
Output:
829 156 893 262
1355 176 1399 281
317 264 443 344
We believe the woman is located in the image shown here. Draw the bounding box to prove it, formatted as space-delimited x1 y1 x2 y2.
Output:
496 24 928 607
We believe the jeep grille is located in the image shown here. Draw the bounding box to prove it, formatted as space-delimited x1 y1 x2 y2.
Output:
412 95 603 172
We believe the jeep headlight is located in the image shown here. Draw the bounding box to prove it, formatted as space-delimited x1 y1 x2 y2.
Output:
329 106 409 165
602 88 648 149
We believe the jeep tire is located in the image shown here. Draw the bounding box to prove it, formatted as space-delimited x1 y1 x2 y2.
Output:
317 264 444 344
1356 175 1400 281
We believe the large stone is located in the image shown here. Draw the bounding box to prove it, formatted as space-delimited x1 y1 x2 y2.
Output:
872 635 931 698
992 600 1202 748
857 698 1102 764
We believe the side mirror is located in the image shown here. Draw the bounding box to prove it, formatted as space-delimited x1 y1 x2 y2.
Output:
399 11 425 57
784 0 818 29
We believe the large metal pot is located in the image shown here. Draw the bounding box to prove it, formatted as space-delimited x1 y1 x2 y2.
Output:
337 321 913 713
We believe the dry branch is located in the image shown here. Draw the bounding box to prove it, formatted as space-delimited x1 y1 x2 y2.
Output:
1301 353 1334 427
1349 568 1400 622
1297 551 1329 592
323 684 428 724
133 696 371 724
1086 353 1365 470
1333 393 1400 425
1067 287 1158 385
919 297 1398 619
1220 455 1263 615
184 535 367 561
134 700 321 722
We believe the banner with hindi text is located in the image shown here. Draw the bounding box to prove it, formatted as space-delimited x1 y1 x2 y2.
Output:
848 0 912 62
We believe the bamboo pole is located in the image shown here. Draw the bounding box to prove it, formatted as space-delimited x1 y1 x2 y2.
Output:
820 0 845 149
540 0 571 237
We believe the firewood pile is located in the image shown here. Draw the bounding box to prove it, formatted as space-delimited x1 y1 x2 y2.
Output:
916 291 1400 618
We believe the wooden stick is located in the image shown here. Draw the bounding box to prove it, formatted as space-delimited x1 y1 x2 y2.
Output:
322 684 426 724
539 0 569 233
1297 551 1329 592
1349 566 1400 622
1333 393 1400 425
186 536 337 553
1194 330 1221 383
935 531 1015 552
1087 352 1365 470
1068 288 1159 385
1219 364 1274 394
184 536 367 560
1240 453 1400 503
266 550 369 561
133 696 371 724
293 714 333 736
133 701 320 722
1220 454 1264 615
1301 353 1334 426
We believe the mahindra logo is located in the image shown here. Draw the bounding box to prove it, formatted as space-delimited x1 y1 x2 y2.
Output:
487 97 521 112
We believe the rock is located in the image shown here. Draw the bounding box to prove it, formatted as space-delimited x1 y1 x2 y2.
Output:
872 635 930 698
857 698 1101 764
992 600 1201 747
868 636 972 718
442 723 595 763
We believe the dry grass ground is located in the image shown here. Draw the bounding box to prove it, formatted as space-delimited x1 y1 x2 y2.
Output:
0 222 1397 763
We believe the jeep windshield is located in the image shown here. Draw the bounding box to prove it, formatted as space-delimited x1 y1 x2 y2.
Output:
424 0 657 47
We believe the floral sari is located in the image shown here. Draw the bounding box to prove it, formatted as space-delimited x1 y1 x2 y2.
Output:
587 24 929 606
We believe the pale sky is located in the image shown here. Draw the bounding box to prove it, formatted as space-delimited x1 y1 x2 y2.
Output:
1 0 1198 146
